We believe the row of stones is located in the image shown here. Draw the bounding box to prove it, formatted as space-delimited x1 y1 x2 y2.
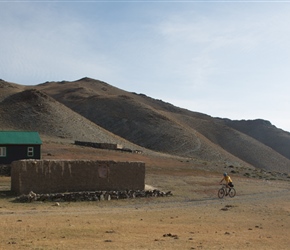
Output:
14 189 173 203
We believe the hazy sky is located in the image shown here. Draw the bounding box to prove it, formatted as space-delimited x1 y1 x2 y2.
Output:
1 1 290 132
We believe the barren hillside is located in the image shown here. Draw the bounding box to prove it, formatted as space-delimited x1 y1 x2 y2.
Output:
35 78 290 173
1 78 290 173
221 118 290 160
0 87 146 152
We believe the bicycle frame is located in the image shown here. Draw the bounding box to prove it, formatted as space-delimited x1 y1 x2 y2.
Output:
218 184 236 198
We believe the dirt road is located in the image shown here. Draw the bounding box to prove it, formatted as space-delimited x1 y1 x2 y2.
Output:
0 175 289 250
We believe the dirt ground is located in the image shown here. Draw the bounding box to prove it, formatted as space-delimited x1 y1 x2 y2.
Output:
0 142 289 249
1 174 290 250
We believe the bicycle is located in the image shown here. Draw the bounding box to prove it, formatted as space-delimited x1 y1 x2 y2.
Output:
218 184 236 198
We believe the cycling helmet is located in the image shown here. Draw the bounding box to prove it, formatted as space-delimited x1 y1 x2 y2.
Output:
223 172 227 177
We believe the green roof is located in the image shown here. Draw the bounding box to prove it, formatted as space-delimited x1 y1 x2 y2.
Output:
0 131 42 145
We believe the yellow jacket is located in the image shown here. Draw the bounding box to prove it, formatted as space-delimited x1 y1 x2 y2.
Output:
223 175 232 184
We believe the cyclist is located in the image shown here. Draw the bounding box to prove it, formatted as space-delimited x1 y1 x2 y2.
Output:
220 173 234 195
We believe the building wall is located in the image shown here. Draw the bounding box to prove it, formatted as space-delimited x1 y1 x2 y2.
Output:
11 160 145 195
0 145 41 164
74 141 124 150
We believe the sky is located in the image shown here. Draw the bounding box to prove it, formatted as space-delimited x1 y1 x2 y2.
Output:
1 1 290 132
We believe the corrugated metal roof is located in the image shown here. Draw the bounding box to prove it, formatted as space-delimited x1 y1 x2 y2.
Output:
0 131 42 145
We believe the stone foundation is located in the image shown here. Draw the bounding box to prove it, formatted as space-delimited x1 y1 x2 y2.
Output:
11 160 145 195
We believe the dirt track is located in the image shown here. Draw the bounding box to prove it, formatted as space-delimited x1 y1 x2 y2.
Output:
0 174 289 250
1 142 289 249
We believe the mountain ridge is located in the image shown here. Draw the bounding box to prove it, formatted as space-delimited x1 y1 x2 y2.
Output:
1 78 289 174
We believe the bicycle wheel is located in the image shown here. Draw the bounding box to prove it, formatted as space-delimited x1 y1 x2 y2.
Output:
229 188 236 198
218 188 225 198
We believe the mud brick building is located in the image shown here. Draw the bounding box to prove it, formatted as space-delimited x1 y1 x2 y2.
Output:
11 159 145 195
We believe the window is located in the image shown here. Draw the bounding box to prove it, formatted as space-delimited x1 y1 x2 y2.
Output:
0 147 6 157
27 147 34 157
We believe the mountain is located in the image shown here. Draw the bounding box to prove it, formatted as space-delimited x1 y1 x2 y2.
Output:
0 85 146 151
221 118 290 160
0 79 25 102
1 78 290 174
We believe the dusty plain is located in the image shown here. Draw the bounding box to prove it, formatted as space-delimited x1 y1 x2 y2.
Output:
0 141 289 250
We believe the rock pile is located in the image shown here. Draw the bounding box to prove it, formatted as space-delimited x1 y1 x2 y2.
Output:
14 189 173 203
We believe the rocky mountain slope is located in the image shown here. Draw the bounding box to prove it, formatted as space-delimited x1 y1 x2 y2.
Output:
221 118 290 160
0 82 146 151
1 78 290 174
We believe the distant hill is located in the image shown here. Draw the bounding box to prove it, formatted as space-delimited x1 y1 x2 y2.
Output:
221 119 290 160
0 86 146 151
0 78 289 174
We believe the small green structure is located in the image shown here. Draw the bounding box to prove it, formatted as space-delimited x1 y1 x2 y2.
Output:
0 131 42 164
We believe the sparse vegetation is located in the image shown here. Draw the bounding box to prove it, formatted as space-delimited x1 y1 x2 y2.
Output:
0 79 290 249
1 78 290 174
